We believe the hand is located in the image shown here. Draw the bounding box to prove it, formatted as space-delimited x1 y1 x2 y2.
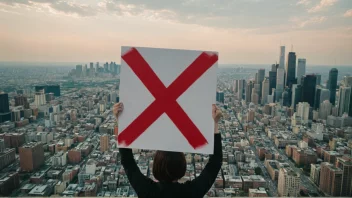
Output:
212 104 222 123
113 102 124 120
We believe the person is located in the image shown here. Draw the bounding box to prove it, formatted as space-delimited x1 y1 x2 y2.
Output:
113 102 223 198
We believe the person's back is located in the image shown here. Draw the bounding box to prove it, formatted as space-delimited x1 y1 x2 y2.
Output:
115 103 223 198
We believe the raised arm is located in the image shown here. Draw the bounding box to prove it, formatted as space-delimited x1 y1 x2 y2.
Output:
114 103 154 196
188 105 223 197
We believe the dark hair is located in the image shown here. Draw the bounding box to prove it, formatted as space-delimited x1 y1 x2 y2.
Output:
152 151 186 182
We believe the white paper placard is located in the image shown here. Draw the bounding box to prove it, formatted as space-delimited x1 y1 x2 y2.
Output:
118 46 218 154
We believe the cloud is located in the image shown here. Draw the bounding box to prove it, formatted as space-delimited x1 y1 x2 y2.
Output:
297 0 311 6
308 0 338 13
290 16 327 28
50 1 97 17
344 9 352 17
0 0 97 17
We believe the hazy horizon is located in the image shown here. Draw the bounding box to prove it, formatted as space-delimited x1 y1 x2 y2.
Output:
1 0 352 65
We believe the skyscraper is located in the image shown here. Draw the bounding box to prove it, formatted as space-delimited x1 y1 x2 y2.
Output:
279 46 285 69
262 78 270 105
291 84 302 110
276 46 285 102
337 86 351 116
314 87 330 110
245 81 254 103
282 89 290 107
75 65 82 78
237 79 246 100
257 69 265 100
269 71 276 95
301 74 317 107
328 68 338 105
0 93 11 123
315 74 321 86
319 100 332 120
285 52 296 88
296 59 306 84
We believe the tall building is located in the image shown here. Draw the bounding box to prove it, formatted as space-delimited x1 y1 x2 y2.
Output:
301 74 317 107
335 156 352 196
314 87 330 110
297 102 310 124
35 90 46 107
216 91 225 103
315 74 321 86
337 86 351 116
0 93 11 123
83 64 87 77
319 162 343 196
271 63 279 72
327 68 338 105
262 78 270 105
237 79 246 100
100 135 109 152
269 70 276 95
75 65 82 78
246 81 254 103
278 167 300 197
276 46 286 102
95 62 99 72
19 142 44 172
279 46 285 69
291 84 302 110
296 59 306 84
276 68 285 102
257 69 265 100
319 100 332 120
14 95 29 109
282 89 290 107
285 52 296 88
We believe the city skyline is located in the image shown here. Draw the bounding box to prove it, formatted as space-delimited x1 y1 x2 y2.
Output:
1 0 352 65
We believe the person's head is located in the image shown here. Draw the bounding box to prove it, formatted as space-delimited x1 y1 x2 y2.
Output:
152 151 186 182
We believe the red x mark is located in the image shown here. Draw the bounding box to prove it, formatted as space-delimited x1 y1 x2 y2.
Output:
118 47 218 149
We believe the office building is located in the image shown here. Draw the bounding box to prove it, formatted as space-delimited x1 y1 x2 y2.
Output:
257 69 265 99
216 91 225 103
296 59 306 84
282 89 290 107
100 135 109 152
297 102 310 124
19 142 44 172
276 68 285 103
291 84 302 109
246 81 254 103
285 52 296 88
337 86 351 116
327 68 338 105
278 167 300 197
269 70 276 95
319 162 343 196
75 65 82 77
301 74 317 107
0 93 11 123
237 79 246 100
319 100 332 120
35 90 46 107
262 78 270 105
314 87 330 110
14 95 29 109
279 46 285 69
316 74 321 86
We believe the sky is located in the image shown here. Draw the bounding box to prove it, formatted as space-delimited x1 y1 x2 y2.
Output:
0 0 351 65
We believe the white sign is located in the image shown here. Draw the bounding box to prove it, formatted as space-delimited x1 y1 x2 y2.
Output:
118 46 218 154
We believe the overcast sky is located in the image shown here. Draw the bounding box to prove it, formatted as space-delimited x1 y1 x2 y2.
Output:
0 0 351 65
